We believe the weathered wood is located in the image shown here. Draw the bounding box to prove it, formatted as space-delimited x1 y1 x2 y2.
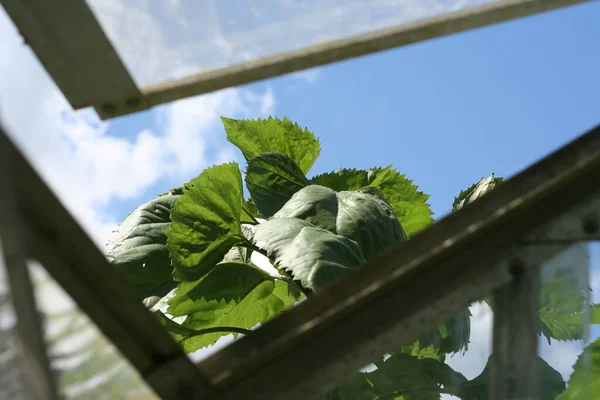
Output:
0 136 58 400
0 0 145 118
142 0 592 118
0 124 217 400
491 260 540 400
198 123 600 399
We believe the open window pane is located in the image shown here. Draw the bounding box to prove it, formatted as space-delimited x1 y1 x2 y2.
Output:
85 0 499 86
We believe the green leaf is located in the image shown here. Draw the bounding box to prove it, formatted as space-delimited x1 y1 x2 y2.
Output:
329 375 377 400
394 343 446 363
241 198 263 223
453 174 503 211
221 245 253 264
367 166 433 237
153 310 195 338
107 194 178 297
274 185 339 232
221 116 321 174
592 303 600 324
336 190 407 260
454 355 565 400
273 185 407 262
253 218 366 290
246 152 311 217
252 185 409 288
557 337 600 399
311 166 433 237
167 262 299 352
166 163 246 281
320 353 468 400
311 168 371 192
366 353 468 400
400 308 471 357
539 273 588 342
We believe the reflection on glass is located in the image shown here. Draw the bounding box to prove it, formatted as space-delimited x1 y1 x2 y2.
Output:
316 300 494 399
538 243 595 400
0 251 26 400
28 264 157 400
318 243 598 399
86 0 498 85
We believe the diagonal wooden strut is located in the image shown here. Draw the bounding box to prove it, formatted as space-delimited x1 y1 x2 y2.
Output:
0 126 58 400
0 123 217 400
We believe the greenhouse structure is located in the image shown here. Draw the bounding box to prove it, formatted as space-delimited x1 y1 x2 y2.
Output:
0 1 598 399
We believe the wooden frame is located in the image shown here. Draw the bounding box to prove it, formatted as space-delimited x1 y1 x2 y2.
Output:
0 141 58 400
0 0 593 120
2 117 599 398
0 124 216 400
1 1 598 398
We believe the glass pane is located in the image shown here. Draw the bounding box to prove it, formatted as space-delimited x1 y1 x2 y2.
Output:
317 297 494 399
536 242 598 400
318 243 598 400
0 247 26 400
538 243 593 399
86 0 499 86
27 263 158 400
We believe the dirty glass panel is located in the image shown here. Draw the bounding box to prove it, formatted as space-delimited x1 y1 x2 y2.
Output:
0 248 25 400
314 297 494 399
86 0 499 86
318 242 598 400
27 263 158 400
538 242 598 400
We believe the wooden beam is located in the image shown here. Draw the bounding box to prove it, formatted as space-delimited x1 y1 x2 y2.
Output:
0 0 146 119
0 137 58 400
196 122 600 399
0 123 217 400
491 260 540 399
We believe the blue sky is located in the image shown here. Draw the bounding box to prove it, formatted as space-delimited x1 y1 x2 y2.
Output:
1 0 599 395
107 1 600 221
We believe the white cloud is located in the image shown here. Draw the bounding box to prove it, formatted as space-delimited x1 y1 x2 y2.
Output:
539 338 582 382
442 300 584 395
445 302 493 380
0 6 275 249
290 68 322 84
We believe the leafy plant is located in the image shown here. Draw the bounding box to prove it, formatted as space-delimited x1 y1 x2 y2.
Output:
108 116 597 399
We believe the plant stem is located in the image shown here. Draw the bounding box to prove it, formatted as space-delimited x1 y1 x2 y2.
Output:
279 275 312 298
242 207 260 224
178 326 253 346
